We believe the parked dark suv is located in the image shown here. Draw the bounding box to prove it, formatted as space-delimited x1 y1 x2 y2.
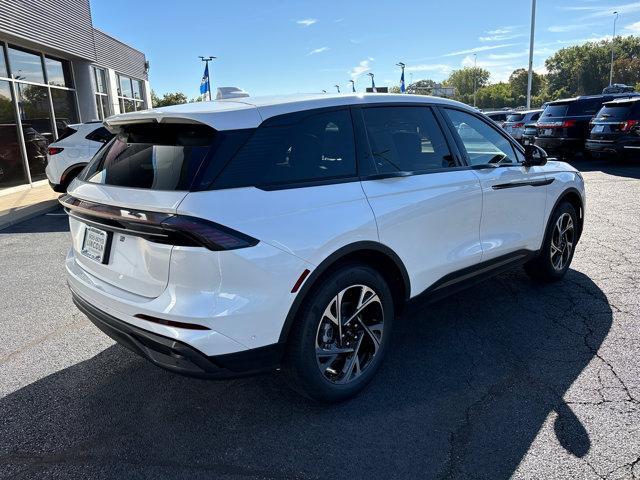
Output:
585 97 640 159
535 94 639 159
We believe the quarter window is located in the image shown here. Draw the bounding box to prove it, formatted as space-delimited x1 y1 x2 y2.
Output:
444 108 518 166
215 109 357 188
362 106 453 173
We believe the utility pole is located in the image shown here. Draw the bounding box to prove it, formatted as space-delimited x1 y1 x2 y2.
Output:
610 11 619 86
473 54 477 108
198 56 216 101
526 0 537 109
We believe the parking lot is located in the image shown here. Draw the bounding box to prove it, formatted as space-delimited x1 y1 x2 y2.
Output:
0 158 639 480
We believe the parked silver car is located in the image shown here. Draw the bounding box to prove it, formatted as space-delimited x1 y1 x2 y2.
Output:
503 110 543 143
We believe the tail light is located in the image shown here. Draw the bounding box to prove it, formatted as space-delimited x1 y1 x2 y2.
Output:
621 120 639 132
48 147 64 155
513 122 525 128
59 195 258 251
562 120 576 128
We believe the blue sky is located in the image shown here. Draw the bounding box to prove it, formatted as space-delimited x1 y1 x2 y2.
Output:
90 0 640 97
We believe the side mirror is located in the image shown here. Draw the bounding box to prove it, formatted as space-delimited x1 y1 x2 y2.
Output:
523 144 548 166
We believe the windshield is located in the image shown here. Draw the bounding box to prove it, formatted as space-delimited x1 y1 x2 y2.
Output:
80 123 215 190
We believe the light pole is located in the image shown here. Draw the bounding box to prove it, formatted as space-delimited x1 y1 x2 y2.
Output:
367 72 376 92
334 84 341 93
198 56 216 101
610 11 619 86
473 54 477 108
349 79 356 93
526 0 537 109
396 62 406 93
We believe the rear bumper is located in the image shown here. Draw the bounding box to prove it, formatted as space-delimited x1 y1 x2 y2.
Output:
585 139 640 155
72 291 283 379
534 136 583 152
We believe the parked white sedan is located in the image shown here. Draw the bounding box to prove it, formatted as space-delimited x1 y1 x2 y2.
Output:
45 122 113 192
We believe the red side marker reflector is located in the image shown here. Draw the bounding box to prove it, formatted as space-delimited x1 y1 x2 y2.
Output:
291 269 311 293
134 313 210 330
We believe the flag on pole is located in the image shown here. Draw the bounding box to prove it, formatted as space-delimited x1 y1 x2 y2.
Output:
400 68 405 93
371 77 377 93
199 64 210 96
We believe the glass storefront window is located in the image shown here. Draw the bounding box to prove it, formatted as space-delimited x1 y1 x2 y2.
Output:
51 89 78 130
132 79 143 100
121 98 135 113
7 47 45 84
45 57 73 87
135 100 145 111
0 81 28 188
0 47 7 77
15 83 52 181
93 67 107 94
118 75 133 98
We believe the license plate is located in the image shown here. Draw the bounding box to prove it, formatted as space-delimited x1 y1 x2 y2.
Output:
81 226 109 263
592 125 605 133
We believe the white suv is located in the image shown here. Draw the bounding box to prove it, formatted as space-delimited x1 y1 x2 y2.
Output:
62 94 586 402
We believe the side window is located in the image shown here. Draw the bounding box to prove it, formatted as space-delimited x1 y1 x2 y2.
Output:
443 108 518 166
530 112 541 122
86 126 115 144
215 109 356 188
361 106 453 174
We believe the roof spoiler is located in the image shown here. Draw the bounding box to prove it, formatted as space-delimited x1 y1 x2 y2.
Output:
216 87 249 100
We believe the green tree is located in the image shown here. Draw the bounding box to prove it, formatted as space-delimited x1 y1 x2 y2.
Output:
444 67 490 98
151 90 188 108
508 68 543 105
545 36 640 97
475 83 514 109
406 79 436 95
612 57 640 87
389 86 401 94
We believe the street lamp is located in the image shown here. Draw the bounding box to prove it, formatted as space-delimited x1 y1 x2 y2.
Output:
367 72 376 92
526 0 537 109
198 56 216 101
473 54 477 108
610 11 619 86
334 84 341 93
349 79 356 93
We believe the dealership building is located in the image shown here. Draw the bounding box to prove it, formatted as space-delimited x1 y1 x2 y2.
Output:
0 0 151 193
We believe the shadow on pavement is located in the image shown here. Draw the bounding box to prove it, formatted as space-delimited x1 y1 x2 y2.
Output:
0 207 69 234
1 268 611 480
569 155 640 179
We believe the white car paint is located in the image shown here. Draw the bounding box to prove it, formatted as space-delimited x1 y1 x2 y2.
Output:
63 93 586 375
45 122 112 190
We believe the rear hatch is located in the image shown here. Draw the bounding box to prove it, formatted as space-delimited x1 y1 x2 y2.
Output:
64 122 219 298
537 99 602 140
589 101 640 142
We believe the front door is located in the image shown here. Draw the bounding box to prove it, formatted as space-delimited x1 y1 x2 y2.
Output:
441 107 548 261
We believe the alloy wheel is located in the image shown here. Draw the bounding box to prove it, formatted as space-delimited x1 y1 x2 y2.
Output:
551 212 574 271
315 284 384 384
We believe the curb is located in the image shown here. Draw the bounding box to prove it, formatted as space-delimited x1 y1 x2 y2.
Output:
0 199 61 231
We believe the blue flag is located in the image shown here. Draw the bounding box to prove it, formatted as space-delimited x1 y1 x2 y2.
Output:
400 68 405 93
200 64 209 95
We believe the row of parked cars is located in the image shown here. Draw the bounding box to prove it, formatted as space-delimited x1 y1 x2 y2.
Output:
491 93 640 160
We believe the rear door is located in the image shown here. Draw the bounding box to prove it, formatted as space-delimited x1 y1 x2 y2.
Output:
441 107 548 260
66 123 216 298
357 105 483 296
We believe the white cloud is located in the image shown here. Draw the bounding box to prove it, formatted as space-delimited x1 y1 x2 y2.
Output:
296 18 317 26
479 33 525 42
405 63 452 75
548 22 599 33
559 2 640 19
334 18 344 23
487 50 529 60
443 43 521 57
349 58 373 79
307 47 329 56
625 20 640 32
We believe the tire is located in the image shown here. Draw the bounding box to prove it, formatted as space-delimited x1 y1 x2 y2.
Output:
525 201 578 282
282 263 394 403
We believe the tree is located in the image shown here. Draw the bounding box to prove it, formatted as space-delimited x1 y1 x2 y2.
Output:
475 83 514 109
151 90 188 108
389 86 401 94
612 57 640 87
545 36 640 97
508 68 543 105
444 67 490 98
406 79 436 95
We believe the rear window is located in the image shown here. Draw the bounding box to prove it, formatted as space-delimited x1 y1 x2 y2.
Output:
80 123 215 190
541 104 569 118
487 113 507 121
569 99 603 116
214 108 356 188
85 126 114 144
56 126 77 142
506 114 525 122
595 104 637 120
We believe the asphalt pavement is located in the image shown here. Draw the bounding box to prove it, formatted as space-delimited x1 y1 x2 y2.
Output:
1 158 639 480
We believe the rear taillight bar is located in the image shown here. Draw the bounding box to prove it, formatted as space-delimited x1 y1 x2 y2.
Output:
48 147 64 155
537 120 576 129
59 194 258 251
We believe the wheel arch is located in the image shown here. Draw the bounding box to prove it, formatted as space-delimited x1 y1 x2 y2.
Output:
547 187 585 242
278 241 410 344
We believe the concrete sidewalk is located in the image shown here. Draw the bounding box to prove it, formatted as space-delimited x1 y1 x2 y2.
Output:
0 183 61 231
